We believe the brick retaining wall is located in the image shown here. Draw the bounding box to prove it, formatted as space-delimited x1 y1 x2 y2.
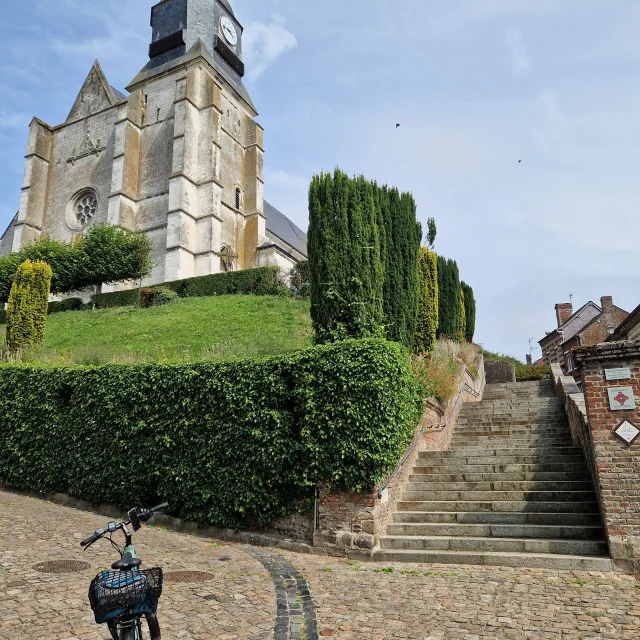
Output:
552 342 640 573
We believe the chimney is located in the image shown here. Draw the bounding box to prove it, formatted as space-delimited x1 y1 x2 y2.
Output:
555 302 573 328
526 354 532 366
600 296 613 314
601 296 616 335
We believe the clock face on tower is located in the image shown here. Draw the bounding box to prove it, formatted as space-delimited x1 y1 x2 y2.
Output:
220 16 238 46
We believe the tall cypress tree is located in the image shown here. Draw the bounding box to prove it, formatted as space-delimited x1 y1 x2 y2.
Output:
380 187 421 347
461 281 476 343
414 247 438 355
308 169 384 343
436 256 461 340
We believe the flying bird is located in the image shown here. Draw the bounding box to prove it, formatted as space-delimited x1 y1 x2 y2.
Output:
396 123 400 128
518 160 522 163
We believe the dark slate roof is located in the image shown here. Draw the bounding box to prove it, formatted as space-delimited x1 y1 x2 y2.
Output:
128 39 255 111
110 85 126 101
264 200 307 258
0 213 17 257
220 0 235 17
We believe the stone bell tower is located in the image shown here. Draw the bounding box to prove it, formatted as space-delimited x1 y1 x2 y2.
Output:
129 0 266 282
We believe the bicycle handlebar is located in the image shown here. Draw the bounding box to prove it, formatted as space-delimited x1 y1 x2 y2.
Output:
79 503 168 548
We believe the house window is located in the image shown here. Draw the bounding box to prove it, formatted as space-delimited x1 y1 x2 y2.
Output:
567 355 573 372
235 187 242 211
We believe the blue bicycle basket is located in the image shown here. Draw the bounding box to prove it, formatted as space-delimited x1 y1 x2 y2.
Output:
88 568 163 624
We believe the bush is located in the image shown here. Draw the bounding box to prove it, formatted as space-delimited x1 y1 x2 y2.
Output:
516 364 551 381
0 225 151 302
6 260 52 352
139 287 179 307
0 339 424 529
48 298 85 315
290 260 310 299
0 308 5 325
92 267 286 309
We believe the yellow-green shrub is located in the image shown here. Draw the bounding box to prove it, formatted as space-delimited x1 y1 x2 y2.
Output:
414 247 438 355
6 260 52 352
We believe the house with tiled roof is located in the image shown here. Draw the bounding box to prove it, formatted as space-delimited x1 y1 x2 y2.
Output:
539 297 629 380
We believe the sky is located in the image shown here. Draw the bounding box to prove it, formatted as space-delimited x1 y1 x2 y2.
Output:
0 0 639 359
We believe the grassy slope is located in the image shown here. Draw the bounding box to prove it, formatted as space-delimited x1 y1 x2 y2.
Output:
0 295 313 365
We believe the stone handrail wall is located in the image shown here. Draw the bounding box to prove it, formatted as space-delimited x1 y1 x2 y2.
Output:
314 356 486 559
549 364 601 511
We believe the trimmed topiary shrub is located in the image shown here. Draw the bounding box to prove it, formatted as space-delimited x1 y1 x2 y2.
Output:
0 339 424 529
414 247 438 355
6 260 52 352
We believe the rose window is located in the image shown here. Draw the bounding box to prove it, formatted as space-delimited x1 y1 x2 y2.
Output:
75 193 97 227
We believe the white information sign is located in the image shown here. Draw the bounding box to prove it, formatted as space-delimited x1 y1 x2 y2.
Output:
613 420 640 446
605 367 632 381
607 386 636 411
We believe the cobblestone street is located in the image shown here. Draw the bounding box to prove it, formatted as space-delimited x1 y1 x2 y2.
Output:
1 491 639 639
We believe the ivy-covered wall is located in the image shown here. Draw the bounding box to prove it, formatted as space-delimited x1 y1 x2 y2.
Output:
0 339 423 530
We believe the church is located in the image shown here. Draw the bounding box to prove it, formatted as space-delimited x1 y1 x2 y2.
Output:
0 0 307 287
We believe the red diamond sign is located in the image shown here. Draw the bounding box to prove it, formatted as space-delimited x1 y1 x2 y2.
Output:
607 387 636 411
614 391 630 406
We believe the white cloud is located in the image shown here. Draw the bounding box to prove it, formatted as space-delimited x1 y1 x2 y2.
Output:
505 28 533 75
243 18 298 81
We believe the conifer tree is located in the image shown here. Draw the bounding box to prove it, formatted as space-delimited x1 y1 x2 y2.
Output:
6 260 53 352
414 247 438 355
308 169 383 343
436 256 461 340
458 288 467 343
461 281 476 342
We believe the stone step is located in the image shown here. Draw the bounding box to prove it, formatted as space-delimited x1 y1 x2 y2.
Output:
401 490 597 502
393 511 603 526
418 447 581 459
408 471 588 483
385 522 604 540
405 480 593 492
452 432 571 441
397 500 600 513
372 549 612 571
455 422 569 430
380 535 607 556
414 462 589 474
413 454 586 466
450 438 573 447
456 419 568 427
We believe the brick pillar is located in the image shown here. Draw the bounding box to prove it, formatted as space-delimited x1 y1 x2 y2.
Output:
576 341 640 573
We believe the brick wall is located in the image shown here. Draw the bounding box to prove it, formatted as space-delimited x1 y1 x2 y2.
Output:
550 364 600 509
573 342 640 573
313 358 486 559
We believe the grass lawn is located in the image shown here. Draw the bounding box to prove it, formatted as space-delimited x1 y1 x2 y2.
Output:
0 295 313 365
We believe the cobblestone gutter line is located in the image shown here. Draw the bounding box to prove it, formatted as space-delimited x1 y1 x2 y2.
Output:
245 547 318 640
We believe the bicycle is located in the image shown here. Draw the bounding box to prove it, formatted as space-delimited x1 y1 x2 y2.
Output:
80 503 168 640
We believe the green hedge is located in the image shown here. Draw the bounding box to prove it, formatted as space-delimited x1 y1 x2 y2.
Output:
515 364 551 381
93 267 285 309
0 339 423 529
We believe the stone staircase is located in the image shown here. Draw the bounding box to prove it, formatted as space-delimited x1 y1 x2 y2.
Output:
374 380 611 570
